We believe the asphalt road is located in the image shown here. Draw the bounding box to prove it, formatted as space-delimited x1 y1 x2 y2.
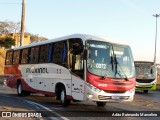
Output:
0 83 160 120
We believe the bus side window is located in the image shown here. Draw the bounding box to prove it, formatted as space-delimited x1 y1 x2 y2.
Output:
61 42 67 66
52 42 64 64
30 46 39 64
13 50 20 65
21 48 29 64
48 44 53 62
73 54 83 70
39 44 48 63
51 41 68 67
5 51 13 65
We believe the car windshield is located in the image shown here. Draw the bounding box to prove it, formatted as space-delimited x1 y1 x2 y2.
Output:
135 63 156 79
86 40 135 79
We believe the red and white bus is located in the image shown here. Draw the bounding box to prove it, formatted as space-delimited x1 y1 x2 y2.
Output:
4 34 136 107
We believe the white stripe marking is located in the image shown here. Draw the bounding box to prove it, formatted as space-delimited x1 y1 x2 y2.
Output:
0 94 70 120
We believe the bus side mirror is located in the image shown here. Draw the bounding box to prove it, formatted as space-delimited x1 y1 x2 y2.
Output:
83 49 87 60
72 43 83 55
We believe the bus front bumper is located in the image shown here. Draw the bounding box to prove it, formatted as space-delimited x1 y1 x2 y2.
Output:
136 82 156 90
85 84 135 102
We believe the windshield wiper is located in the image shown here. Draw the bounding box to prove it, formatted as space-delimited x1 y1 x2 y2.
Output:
110 44 128 81
116 62 129 81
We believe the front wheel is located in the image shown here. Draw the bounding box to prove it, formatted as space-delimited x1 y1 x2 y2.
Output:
144 90 148 93
96 102 106 107
17 81 30 96
60 87 70 107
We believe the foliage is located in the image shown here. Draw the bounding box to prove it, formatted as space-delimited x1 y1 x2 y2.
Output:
30 34 48 43
0 36 16 49
0 20 48 45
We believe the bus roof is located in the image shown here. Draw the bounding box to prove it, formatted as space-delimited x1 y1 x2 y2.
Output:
12 34 129 50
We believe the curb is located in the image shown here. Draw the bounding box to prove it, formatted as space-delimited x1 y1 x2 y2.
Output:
0 76 4 85
157 84 160 91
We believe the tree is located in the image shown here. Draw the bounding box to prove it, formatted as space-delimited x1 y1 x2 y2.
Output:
0 21 20 34
30 34 48 43
0 36 15 49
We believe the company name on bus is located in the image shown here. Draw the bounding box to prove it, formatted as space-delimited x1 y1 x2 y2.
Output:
26 67 49 74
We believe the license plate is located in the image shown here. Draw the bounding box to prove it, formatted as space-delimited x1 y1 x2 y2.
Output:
112 96 120 100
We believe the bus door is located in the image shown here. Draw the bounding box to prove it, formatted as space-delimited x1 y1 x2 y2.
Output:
71 54 84 100
69 39 85 100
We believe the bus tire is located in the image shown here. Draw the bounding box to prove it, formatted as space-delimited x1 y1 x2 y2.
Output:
60 86 70 107
45 94 50 97
144 90 148 93
17 81 30 96
96 102 106 107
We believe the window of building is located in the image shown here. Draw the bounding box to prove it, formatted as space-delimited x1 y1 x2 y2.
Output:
30 46 39 64
21 48 29 64
13 50 20 65
5 51 13 65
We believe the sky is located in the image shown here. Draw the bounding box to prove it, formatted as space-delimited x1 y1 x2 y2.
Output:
0 0 160 63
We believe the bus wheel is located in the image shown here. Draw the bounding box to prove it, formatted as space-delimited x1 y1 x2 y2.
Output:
144 90 148 93
96 102 106 107
17 81 30 96
60 87 70 107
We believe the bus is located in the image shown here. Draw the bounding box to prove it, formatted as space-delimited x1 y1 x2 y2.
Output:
4 34 136 107
134 61 157 93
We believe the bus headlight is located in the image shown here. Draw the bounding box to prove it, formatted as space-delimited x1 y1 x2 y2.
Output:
87 83 101 93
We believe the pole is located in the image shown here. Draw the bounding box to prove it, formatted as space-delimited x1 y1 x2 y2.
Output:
20 0 26 46
153 14 160 64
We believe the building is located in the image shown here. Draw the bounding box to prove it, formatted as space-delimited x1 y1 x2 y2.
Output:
0 33 30 75
0 33 30 47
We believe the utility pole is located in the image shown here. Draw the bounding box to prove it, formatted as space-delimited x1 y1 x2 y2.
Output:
20 0 26 46
153 14 160 64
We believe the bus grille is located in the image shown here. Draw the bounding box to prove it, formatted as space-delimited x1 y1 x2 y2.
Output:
98 95 129 100
104 91 126 93
136 79 155 83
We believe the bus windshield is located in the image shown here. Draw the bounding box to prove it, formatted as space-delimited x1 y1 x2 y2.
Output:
135 63 156 79
86 40 135 79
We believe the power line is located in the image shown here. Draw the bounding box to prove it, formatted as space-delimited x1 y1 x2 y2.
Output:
0 3 21 5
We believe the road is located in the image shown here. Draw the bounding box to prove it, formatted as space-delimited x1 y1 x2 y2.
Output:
0 84 160 120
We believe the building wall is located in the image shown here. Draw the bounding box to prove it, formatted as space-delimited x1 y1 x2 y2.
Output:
0 33 30 75
0 33 30 47
0 48 6 75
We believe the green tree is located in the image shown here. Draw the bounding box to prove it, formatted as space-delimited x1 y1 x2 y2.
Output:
0 36 15 49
